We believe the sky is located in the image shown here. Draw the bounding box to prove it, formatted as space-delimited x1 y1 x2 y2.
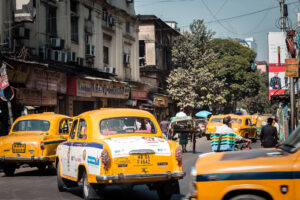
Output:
135 0 300 62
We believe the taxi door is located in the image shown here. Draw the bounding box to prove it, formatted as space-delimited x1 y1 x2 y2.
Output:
293 150 300 199
69 118 87 178
61 119 79 177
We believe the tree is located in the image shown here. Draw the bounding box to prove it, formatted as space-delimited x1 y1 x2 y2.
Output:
205 39 260 112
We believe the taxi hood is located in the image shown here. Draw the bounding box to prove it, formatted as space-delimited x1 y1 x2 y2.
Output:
196 148 289 174
103 136 171 158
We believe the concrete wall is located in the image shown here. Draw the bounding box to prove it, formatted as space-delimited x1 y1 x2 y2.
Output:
0 0 139 82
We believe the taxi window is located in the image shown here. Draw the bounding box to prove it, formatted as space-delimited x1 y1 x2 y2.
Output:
76 119 87 140
230 118 242 124
210 118 222 123
69 119 78 139
99 117 156 135
12 120 50 132
245 119 251 125
59 119 71 134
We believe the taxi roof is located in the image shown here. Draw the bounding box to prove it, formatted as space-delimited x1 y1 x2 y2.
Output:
78 108 154 119
15 113 70 121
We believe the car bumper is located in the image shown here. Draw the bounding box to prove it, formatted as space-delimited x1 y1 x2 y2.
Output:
0 156 50 162
96 172 185 182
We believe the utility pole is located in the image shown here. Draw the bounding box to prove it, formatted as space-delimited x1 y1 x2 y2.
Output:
280 0 296 131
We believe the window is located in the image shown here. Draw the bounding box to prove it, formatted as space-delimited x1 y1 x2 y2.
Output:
70 0 78 13
211 118 222 123
103 46 109 64
69 119 78 139
102 8 108 21
88 8 92 20
71 17 79 43
245 119 251 126
46 6 57 36
100 117 156 135
76 119 87 140
230 118 242 124
125 22 130 33
59 119 72 134
12 120 50 132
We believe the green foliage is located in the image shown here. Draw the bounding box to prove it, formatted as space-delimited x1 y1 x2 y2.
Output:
168 20 261 112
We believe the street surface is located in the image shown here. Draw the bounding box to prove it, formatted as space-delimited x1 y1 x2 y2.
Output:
0 137 260 200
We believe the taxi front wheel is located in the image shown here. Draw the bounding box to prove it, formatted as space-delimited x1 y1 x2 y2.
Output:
82 170 103 200
230 194 266 200
3 164 16 176
157 180 180 200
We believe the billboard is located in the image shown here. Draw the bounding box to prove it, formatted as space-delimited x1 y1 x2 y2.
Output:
268 32 287 65
269 66 288 98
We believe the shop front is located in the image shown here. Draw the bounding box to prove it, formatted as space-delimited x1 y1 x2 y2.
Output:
130 89 151 111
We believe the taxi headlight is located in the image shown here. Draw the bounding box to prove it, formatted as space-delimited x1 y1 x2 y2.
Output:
187 167 197 198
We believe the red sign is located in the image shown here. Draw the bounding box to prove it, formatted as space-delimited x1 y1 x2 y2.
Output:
0 64 9 89
131 89 147 100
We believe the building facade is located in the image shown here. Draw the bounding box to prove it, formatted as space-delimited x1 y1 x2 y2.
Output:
0 0 139 135
138 15 180 121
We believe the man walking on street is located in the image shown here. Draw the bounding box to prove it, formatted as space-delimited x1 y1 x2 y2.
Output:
260 118 278 148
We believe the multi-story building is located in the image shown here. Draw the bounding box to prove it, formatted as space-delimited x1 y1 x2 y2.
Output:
0 0 139 135
137 15 180 121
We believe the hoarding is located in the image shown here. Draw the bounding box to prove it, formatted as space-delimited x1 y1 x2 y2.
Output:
269 66 287 98
268 32 287 65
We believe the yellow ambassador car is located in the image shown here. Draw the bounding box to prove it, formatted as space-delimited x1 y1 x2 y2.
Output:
0 113 71 176
56 109 185 200
189 125 300 200
205 115 225 140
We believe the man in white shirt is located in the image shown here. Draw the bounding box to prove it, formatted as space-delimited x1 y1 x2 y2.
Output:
175 108 187 117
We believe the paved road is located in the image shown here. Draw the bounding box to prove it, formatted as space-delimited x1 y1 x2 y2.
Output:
0 137 260 200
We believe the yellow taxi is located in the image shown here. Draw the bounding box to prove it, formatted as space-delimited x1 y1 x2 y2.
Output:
189 125 300 200
230 115 257 141
56 108 185 199
205 115 225 140
0 113 71 176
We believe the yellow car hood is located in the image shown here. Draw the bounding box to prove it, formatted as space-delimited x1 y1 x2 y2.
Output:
196 149 292 175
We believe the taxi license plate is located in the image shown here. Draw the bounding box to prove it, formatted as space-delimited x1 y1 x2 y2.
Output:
133 154 152 166
12 143 26 153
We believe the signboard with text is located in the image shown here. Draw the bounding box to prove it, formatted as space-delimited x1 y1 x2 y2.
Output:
285 58 299 77
153 95 168 107
14 0 35 22
77 78 92 97
269 66 287 99
92 80 129 99
131 89 147 100
16 88 57 106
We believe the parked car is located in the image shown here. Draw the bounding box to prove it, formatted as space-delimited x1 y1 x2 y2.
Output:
0 113 71 176
194 118 207 137
56 108 185 200
189 125 300 200
205 115 225 140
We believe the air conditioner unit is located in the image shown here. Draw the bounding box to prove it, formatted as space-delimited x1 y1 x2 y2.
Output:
14 27 30 39
77 57 84 66
104 66 116 74
39 45 50 60
126 0 133 3
51 50 62 62
50 38 64 49
67 51 76 63
123 53 130 63
85 44 95 56
108 16 115 26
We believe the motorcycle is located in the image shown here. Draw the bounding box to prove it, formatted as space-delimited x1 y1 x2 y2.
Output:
235 140 252 151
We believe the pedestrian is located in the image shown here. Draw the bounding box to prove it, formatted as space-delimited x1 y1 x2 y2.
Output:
159 117 170 139
260 118 278 148
213 116 251 152
176 108 187 117
274 117 279 133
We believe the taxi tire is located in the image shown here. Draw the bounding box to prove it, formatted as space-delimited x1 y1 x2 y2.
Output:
206 134 210 140
3 164 16 176
230 194 266 200
57 161 68 192
82 171 100 200
157 180 180 200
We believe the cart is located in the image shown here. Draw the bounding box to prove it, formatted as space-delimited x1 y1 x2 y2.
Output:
169 116 197 153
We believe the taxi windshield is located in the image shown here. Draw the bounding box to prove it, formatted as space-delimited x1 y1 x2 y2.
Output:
280 125 300 153
210 118 222 123
99 117 157 135
12 120 50 132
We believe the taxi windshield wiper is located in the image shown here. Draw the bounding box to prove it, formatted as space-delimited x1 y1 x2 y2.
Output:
282 143 295 148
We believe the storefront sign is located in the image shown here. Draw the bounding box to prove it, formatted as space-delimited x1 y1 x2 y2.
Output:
16 88 57 106
92 80 129 99
77 78 92 97
131 89 147 100
7 64 30 84
285 58 299 77
26 67 67 94
153 95 168 107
